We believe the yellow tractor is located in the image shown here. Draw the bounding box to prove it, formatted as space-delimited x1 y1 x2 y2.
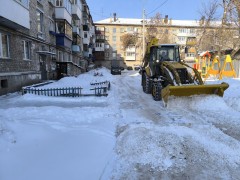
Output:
141 42 229 105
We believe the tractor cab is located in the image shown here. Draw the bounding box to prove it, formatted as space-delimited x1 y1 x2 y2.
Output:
150 44 181 63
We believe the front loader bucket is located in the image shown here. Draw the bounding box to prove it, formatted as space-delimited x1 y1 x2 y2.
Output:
161 82 229 105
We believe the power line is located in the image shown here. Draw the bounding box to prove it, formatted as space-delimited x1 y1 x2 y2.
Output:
146 0 169 16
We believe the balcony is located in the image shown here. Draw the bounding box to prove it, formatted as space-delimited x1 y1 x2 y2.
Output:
0 0 30 29
55 7 72 24
95 46 104 51
83 51 89 58
95 30 104 35
96 39 105 43
177 32 197 37
72 34 81 45
56 34 72 49
186 41 197 46
83 38 90 44
125 47 136 61
73 26 80 35
72 45 81 52
72 4 81 20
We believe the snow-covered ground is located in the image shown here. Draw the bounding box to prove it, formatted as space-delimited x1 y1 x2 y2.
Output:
1 67 240 180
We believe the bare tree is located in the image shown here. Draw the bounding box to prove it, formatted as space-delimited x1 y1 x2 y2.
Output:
120 33 138 49
146 13 170 44
197 0 240 57
197 0 219 52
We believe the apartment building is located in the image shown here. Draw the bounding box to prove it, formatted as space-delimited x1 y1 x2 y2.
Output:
0 0 95 95
94 15 206 68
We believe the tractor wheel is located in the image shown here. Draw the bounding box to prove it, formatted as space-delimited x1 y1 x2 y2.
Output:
142 72 152 94
152 82 162 101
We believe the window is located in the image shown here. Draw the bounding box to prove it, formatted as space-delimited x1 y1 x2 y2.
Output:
112 28 116 33
127 27 133 32
72 0 79 5
112 36 116 42
105 36 109 41
23 41 31 60
179 28 188 33
178 36 186 42
96 27 104 31
112 44 116 51
190 29 195 34
37 9 44 39
105 44 109 49
127 52 135 56
186 53 195 57
49 19 55 32
96 35 104 40
83 44 88 51
55 20 72 39
37 10 43 32
96 43 102 47
56 21 65 34
58 50 63 61
120 28 125 33
105 52 109 57
65 22 72 39
56 0 63 7
0 33 10 58
84 32 88 38
17 0 29 8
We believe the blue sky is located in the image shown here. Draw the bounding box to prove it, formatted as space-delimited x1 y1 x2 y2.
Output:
86 0 213 22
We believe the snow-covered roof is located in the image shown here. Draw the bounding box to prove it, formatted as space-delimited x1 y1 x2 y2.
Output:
95 18 144 25
95 18 200 27
95 18 223 27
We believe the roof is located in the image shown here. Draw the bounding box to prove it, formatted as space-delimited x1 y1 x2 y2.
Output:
199 51 211 57
94 18 223 27
95 18 144 25
95 18 199 27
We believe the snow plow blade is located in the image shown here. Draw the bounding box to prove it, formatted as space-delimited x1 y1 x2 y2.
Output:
161 82 229 105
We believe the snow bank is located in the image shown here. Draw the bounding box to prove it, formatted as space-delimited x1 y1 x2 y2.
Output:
107 123 240 179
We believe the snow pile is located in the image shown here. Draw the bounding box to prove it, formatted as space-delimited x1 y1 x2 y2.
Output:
40 67 113 89
107 123 240 179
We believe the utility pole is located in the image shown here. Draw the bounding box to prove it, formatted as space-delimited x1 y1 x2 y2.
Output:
142 9 146 60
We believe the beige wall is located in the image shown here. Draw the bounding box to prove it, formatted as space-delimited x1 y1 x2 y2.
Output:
95 23 202 68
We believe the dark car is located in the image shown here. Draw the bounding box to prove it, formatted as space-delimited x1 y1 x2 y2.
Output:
127 66 133 70
111 66 121 75
134 66 141 71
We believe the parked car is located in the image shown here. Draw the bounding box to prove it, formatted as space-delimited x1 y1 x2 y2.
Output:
111 66 121 75
120 66 125 71
127 66 133 70
134 66 141 71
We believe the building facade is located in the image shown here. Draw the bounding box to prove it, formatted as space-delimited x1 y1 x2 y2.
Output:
94 15 233 69
0 0 95 95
